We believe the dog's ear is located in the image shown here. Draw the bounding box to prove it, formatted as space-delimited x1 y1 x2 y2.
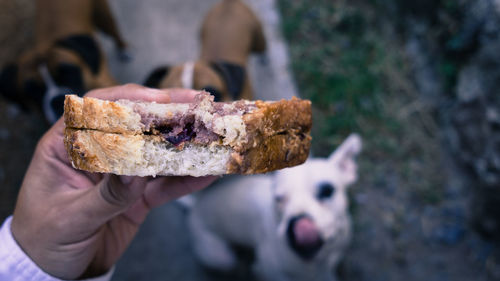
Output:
56 35 101 75
0 63 20 103
210 62 246 100
143 66 170 88
23 79 46 105
0 63 47 109
329 134 362 186
53 63 85 96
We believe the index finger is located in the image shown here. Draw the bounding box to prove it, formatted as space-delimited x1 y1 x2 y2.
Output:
85 84 201 104
41 85 201 174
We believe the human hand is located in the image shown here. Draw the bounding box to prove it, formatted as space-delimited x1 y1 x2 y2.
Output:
10 84 216 279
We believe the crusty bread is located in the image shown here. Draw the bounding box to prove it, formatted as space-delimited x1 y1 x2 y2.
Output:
64 92 312 176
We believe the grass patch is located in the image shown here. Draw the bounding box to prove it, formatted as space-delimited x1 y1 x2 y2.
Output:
279 0 389 152
278 0 446 205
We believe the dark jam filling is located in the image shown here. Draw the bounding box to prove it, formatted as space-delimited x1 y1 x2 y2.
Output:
137 94 257 146
143 119 219 147
163 123 196 146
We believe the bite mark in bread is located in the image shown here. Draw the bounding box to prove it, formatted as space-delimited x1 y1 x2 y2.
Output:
64 92 312 176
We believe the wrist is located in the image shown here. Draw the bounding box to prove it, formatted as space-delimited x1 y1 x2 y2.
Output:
1 216 61 281
1 216 115 281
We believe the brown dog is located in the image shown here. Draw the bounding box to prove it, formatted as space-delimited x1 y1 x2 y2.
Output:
0 0 126 118
145 0 266 101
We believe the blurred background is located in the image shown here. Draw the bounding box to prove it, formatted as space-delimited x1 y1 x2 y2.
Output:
1 0 500 280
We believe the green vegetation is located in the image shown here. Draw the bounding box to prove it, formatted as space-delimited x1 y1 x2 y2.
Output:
279 1 390 152
278 0 446 204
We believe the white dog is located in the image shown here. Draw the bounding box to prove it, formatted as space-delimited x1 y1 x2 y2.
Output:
187 134 362 281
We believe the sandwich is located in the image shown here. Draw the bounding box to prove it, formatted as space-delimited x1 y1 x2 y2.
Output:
63 92 312 176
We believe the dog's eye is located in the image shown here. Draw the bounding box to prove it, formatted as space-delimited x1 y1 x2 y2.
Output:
317 183 335 200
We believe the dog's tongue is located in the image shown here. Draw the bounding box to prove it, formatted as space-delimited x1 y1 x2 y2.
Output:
294 217 320 246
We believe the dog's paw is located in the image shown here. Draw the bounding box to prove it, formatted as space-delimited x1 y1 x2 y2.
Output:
190 218 237 271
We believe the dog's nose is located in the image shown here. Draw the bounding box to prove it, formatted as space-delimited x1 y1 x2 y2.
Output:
294 216 320 246
286 215 324 260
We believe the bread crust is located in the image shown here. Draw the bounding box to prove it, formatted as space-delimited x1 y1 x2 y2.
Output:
235 97 311 151
64 93 312 175
65 128 310 175
64 128 147 174
228 131 311 174
64 95 311 145
64 95 143 134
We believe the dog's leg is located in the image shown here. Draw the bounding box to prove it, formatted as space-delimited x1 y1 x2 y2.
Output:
251 17 267 54
239 75 253 100
189 214 237 271
251 15 268 66
0 49 46 108
253 243 292 281
92 0 130 61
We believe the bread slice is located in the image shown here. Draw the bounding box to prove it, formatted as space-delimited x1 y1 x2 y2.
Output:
64 92 311 176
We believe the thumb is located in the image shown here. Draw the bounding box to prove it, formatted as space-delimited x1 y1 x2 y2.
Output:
78 174 147 227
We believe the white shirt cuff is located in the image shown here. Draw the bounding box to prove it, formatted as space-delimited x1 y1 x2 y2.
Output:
0 216 114 281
